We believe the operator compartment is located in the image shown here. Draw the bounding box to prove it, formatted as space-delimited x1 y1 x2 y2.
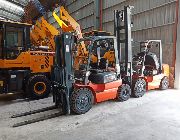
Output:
132 41 162 76
0 20 31 61
73 36 118 85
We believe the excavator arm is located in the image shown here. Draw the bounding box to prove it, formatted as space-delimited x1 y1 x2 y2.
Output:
30 5 88 68
53 6 88 69
30 17 59 51
53 6 82 39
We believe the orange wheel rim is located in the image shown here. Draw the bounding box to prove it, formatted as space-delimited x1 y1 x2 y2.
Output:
34 82 46 95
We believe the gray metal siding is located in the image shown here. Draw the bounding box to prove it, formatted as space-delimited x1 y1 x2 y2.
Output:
46 0 177 66
102 0 177 66
66 0 95 32
47 0 95 31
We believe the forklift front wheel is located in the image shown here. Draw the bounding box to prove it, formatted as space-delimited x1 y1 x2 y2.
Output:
70 88 94 115
117 84 131 102
132 78 146 98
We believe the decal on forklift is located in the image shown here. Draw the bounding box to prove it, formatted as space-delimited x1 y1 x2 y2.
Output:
66 45 70 52
45 56 50 68
11 75 16 79
30 52 54 56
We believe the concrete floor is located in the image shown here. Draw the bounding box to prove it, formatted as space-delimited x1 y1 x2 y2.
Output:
0 89 180 140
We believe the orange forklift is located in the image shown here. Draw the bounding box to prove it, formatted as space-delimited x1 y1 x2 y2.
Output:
52 6 135 115
11 6 134 127
114 6 169 98
131 40 169 97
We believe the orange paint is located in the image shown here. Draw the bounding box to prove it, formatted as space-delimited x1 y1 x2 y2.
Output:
0 51 54 73
162 64 170 77
145 74 165 90
75 80 122 103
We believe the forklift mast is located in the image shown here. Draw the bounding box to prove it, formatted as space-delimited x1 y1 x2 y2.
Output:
114 6 133 85
52 33 74 114
53 6 83 39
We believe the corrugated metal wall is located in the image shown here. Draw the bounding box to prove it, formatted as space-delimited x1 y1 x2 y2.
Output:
47 0 95 32
47 0 178 66
66 0 95 32
102 0 177 66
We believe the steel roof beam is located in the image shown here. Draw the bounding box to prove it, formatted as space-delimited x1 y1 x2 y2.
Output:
0 7 22 17
0 15 18 21
4 0 25 8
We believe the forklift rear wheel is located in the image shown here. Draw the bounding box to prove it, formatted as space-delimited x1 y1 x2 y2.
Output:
117 84 131 102
27 75 51 99
132 78 146 98
160 76 169 90
70 88 94 114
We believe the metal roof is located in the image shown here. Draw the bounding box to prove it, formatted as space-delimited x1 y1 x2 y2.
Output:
0 19 32 26
0 0 66 23
0 0 29 21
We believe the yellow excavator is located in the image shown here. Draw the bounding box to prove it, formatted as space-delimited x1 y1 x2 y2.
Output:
0 6 85 99
30 6 89 68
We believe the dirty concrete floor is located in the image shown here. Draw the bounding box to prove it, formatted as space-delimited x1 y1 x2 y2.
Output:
0 89 180 140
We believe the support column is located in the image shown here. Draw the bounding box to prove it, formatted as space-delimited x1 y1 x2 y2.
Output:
94 0 103 30
175 0 180 89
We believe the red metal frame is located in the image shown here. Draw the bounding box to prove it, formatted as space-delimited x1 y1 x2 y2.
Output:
145 74 164 90
74 80 122 103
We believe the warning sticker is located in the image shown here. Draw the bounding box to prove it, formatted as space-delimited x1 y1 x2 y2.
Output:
66 45 70 52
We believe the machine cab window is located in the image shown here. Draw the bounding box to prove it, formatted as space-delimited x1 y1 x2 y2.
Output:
73 38 116 71
91 38 115 69
73 37 117 84
5 26 24 59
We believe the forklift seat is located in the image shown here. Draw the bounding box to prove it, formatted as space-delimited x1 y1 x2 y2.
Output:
88 71 117 84
99 58 108 69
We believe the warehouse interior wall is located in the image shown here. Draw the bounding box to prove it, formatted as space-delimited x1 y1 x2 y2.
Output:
47 0 178 88
175 0 180 89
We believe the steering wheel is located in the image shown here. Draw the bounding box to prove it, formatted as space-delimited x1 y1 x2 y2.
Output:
144 65 155 70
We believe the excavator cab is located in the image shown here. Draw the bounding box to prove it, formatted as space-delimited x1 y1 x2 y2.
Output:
0 20 31 60
0 20 53 99
0 21 31 94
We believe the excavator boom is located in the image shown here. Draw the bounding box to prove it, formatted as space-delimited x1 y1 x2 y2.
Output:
53 6 83 39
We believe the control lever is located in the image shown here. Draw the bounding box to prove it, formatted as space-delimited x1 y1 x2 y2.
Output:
97 47 101 66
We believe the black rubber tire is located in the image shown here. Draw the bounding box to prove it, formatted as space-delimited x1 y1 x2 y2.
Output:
132 78 146 98
117 84 131 102
70 88 94 115
160 76 169 90
26 74 51 99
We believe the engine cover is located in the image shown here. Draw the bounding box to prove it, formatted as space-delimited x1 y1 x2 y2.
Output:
89 71 117 84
